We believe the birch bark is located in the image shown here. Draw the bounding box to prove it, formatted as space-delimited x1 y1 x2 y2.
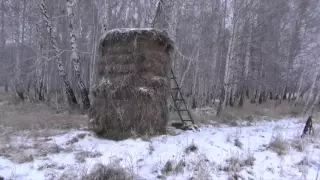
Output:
40 0 78 107
67 0 90 109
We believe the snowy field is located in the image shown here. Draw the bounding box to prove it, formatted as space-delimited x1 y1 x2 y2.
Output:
0 118 319 180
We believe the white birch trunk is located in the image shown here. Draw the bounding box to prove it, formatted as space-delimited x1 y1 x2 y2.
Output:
244 0 252 95
295 66 305 104
304 68 319 113
0 1 6 91
102 0 109 33
223 12 238 108
36 22 44 100
40 0 78 107
192 49 200 99
67 0 90 109
90 8 98 91
14 0 27 99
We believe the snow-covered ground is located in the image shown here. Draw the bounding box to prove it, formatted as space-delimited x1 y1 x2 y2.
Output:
0 118 319 180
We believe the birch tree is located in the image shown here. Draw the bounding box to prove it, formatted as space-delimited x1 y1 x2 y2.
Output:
39 0 78 107
284 0 309 100
67 0 90 109
0 1 6 91
303 67 319 114
102 0 110 33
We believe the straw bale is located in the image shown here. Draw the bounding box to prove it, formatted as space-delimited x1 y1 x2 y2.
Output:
89 28 173 139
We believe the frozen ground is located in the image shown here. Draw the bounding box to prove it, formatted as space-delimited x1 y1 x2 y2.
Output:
0 118 319 180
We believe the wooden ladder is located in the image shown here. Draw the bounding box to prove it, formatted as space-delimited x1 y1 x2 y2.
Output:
169 69 194 125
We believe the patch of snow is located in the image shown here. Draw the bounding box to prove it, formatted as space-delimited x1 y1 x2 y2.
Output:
0 118 319 180
138 87 149 93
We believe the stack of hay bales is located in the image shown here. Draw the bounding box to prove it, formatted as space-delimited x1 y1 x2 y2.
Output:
89 28 174 140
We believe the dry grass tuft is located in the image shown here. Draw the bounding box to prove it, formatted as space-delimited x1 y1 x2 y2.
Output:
0 92 87 131
81 163 137 180
297 156 310 166
161 160 174 175
188 100 305 125
148 143 155 155
74 150 102 163
268 134 290 155
160 159 186 176
184 141 198 154
228 173 244 180
234 138 243 149
220 153 256 173
174 159 186 174
291 138 308 152
15 153 34 164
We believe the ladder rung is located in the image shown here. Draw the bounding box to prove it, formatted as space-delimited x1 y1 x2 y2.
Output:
170 68 194 126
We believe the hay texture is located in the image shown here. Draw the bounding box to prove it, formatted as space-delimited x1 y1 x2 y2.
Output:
89 28 174 139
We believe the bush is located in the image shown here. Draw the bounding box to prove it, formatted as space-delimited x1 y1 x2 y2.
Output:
268 135 290 155
184 141 198 154
81 163 135 180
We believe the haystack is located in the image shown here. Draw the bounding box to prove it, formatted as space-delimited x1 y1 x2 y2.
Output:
89 28 174 139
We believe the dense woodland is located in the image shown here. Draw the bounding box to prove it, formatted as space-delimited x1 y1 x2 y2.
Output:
0 0 319 114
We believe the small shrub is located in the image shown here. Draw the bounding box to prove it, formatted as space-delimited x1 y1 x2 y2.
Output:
15 153 34 164
37 162 58 170
244 154 256 166
228 173 244 180
226 134 232 143
291 138 307 152
268 135 290 155
289 107 302 117
161 160 173 175
234 139 243 149
221 153 256 173
75 150 102 163
184 141 198 154
297 156 309 166
81 163 135 180
223 156 242 172
148 143 155 155
174 159 186 174
159 159 186 176
140 133 151 142
98 130 133 141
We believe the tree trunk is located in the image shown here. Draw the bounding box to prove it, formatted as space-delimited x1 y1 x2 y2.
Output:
36 23 44 101
0 1 6 93
89 6 98 92
244 0 252 98
284 0 308 100
40 0 78 107
102 0 110 33
303 68 319 114
295 66 305 105
223 2 238 108
14 0 27 100
67 0 90 109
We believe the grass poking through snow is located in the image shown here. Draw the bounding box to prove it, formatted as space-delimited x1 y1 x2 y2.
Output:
268 134 290 155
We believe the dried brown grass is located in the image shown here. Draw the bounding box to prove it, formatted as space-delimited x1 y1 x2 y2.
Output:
268 134 290 155
81 163 138 180
180 100 305 126
0 92 89 163
0 92 87 131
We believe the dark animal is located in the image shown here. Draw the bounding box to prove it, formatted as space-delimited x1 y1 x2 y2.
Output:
301 116 315 138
